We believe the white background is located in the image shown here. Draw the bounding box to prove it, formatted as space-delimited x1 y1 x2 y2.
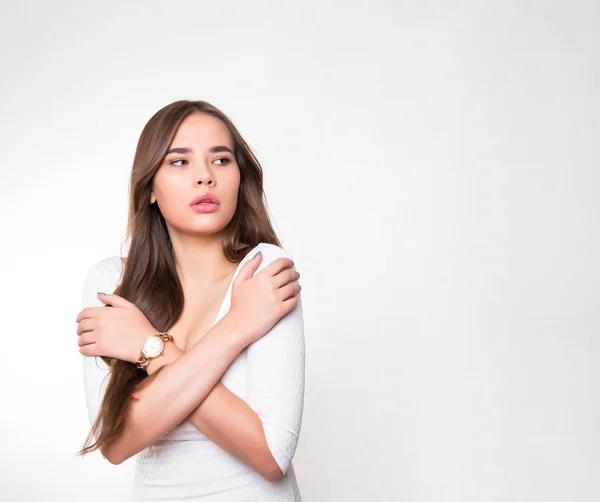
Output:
1 1 598 500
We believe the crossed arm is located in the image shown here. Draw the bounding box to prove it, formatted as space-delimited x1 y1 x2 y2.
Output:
81 249 305 481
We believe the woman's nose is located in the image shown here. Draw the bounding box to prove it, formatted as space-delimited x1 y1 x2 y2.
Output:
195 165 214 186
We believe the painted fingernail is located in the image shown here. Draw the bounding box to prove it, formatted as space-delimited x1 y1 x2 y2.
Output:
97 292 106 296
253 251 262 259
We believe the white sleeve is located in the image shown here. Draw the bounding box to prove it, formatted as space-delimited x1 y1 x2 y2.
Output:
244 244 306 475
81 263 115 431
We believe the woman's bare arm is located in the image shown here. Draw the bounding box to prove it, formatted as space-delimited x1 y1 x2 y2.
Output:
189 383 281 480
146 342 281 481
103 312 250 464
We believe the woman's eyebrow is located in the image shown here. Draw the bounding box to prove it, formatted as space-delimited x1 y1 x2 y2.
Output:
165 146 234 155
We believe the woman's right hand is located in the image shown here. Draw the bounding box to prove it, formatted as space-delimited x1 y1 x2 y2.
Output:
228 250 301 346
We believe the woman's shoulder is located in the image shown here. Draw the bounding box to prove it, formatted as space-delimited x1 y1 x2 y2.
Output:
253 242 295 262
250 242 296 274
85 255 124 284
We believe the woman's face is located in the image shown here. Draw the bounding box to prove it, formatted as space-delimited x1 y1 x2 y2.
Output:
151 112 241 237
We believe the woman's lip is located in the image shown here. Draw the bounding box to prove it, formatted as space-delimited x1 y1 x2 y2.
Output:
190 202 219 213
190 193 220 205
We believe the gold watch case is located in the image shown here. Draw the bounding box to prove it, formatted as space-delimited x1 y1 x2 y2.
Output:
136 332 173 370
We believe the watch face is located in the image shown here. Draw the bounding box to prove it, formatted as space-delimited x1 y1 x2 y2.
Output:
142 336 163 358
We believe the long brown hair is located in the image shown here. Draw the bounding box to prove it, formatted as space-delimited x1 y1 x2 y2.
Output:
78 100 281 457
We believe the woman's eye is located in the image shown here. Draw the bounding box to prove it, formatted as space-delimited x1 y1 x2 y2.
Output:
214 157 230 165
170 159 188 166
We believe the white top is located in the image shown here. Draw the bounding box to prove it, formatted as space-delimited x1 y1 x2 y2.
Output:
81 242 305 501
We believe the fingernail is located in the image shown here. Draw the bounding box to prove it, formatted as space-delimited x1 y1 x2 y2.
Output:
97 292 106 296
253 251 262 259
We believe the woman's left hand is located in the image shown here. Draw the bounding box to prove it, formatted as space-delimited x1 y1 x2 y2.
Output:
76 292 157 364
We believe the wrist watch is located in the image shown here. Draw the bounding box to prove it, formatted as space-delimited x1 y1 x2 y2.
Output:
135 332 173 370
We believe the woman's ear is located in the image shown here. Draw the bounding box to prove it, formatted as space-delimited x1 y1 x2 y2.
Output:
150 192 156 204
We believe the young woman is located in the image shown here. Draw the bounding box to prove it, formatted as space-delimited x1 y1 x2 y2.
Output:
75 100 305 501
